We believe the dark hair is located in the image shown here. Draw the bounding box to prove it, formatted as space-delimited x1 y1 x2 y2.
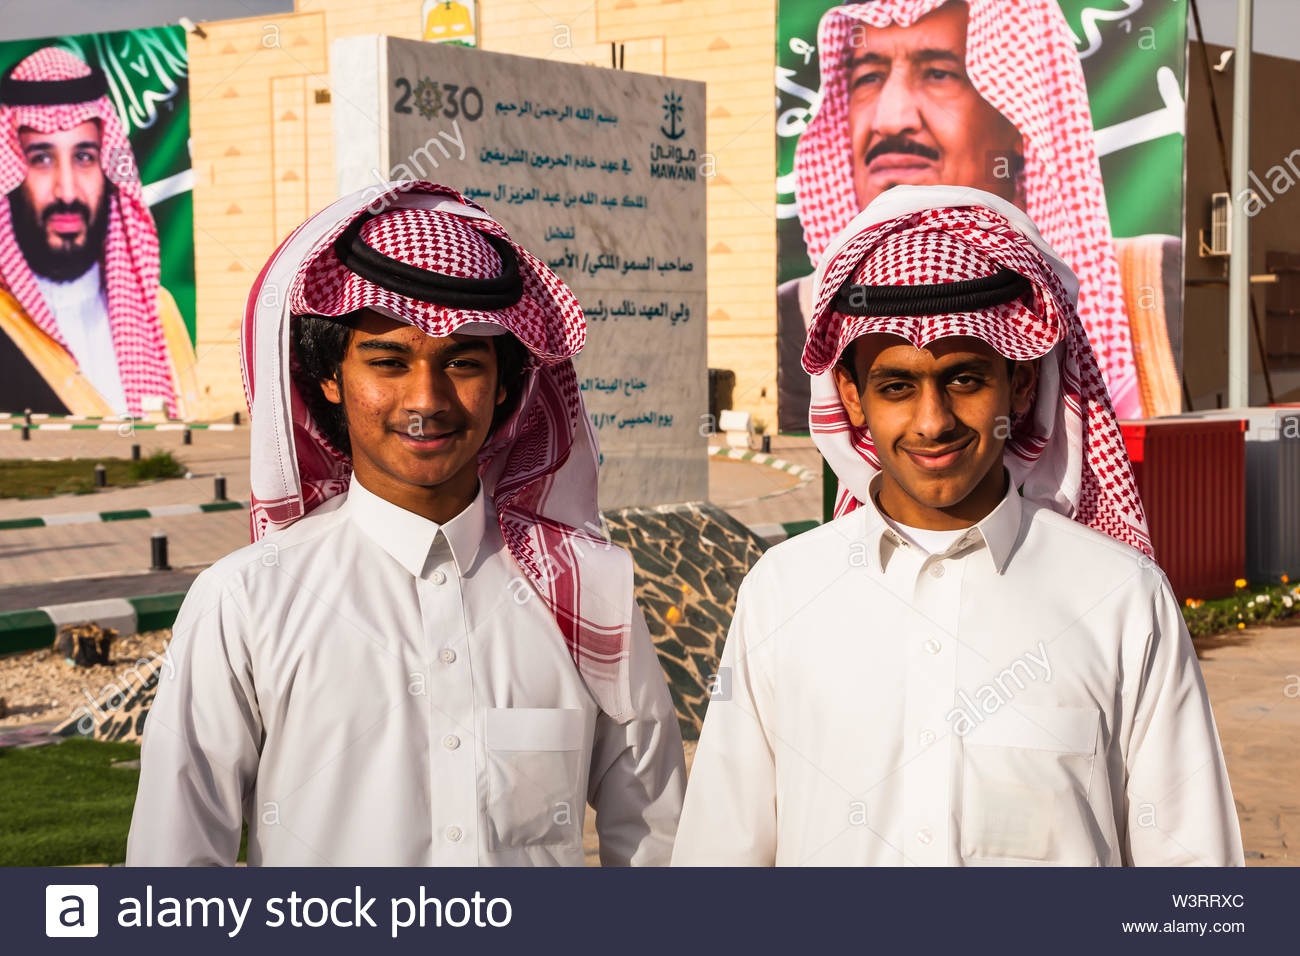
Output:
290 312 531 457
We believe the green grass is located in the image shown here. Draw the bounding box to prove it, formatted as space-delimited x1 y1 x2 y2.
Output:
0 739 142 865
0 451 185 499
0 738 246 865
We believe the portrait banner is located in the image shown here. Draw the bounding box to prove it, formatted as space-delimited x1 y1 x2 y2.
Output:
776 0 1189 433
0 25 196 419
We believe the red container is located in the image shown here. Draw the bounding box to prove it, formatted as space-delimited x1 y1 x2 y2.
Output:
1120 419 1245 601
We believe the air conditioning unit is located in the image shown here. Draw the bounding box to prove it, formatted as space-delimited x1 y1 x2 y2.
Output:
1201 192 1231 257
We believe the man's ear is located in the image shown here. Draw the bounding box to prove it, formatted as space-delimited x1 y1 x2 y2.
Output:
832 361 867 428
1009 358 1038 416
320 375 342 405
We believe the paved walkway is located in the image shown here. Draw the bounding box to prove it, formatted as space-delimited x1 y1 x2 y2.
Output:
0 509 250 589
1198 622 1300 866
710 435 822 529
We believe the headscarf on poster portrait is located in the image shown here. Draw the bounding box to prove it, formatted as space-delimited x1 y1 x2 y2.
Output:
794 0 1142 419
0 46 181 418
804 184 1152 557
242 179 639 721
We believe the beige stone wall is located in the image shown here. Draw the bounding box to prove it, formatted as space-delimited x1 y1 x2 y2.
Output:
188 0 777 425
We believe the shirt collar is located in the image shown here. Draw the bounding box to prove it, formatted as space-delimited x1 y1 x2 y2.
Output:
858 465 1023 575
343 473 490 578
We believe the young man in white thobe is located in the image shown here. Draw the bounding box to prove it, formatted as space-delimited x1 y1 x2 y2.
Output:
673 185 1243 867
127 182 685 866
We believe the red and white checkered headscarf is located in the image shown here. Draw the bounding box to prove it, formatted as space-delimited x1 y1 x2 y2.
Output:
806 185 1152 556
242 180 637 721
794 0 1141 419
0 47 176 417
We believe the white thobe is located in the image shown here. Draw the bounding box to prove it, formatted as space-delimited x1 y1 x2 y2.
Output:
127 475 685 866
35 264 128 414
673 468 1244 866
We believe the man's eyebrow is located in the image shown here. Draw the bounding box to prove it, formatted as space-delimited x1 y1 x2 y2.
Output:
910 49 963 64
845 52 891 70
942 357 997 375
355 339 411 354
353 338 493 357
867 365 919 382
75 141 100 150
21 141 52 153
867 358 996 381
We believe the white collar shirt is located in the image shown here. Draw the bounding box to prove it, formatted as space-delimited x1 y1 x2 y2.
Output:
672 469 1243 866
34 263 128 414
127 475 685 866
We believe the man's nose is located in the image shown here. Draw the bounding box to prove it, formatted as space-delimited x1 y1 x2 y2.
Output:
402 367 458 419
911 380 958 439
871 69 922 138
53 154 77 203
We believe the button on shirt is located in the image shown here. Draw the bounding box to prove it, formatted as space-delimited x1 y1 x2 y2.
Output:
672 469 1243 866
127 476 686 866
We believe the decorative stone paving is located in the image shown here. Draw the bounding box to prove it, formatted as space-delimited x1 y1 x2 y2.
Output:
604 501 768 740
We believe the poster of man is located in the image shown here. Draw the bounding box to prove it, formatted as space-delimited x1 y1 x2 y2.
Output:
0 31 197 419
776 0 1187 432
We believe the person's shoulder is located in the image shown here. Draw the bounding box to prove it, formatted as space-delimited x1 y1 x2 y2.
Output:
187 496 348 599
1019 498 1160 593
743 508 868 590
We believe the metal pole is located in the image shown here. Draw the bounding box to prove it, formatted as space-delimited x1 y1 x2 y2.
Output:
214 474 227 501
150 531 171 571
1227 0 1254 408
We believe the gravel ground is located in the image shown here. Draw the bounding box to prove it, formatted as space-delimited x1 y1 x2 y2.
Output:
0 629 170 727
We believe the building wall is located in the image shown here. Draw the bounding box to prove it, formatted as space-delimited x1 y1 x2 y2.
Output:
186 0 778 426
1184 40 1300 406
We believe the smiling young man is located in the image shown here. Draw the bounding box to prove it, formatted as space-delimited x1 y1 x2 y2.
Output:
127 182 685 866
674 185 1242 867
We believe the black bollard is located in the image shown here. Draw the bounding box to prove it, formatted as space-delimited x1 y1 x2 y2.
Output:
131 444 141 461
150 531 171 571
21 425 29 441
93 463 106 488
182 428 192 445
214 474 227 501
761 434 771 454
23 407 31 426
233 411 241 426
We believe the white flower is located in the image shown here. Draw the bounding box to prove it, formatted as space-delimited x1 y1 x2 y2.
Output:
1284 595 1294 609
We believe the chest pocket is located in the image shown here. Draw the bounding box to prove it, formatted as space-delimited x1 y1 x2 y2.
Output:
483 707 588 849
960 703 1102 864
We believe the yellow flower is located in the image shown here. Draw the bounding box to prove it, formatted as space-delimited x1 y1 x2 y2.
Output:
1184 598 1194 607
1234 578 1247 589
1282 574 1290 584
665 606 681 624
1238 622 1246 629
